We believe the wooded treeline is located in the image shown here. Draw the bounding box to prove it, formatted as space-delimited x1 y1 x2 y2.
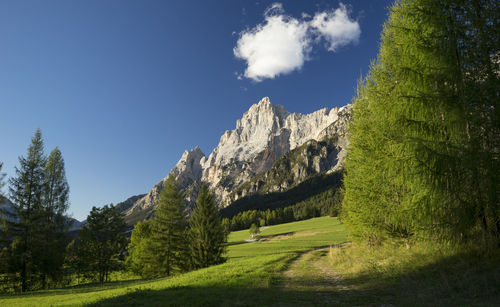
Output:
224 187 342 231
343 0 499 249
0 131 227 292
0 129 69 291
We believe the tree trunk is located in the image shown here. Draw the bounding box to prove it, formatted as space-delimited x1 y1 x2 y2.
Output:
21 262 27 292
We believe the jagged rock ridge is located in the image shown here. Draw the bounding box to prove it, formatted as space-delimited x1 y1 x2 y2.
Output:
226 104 351 204
123 97 351 224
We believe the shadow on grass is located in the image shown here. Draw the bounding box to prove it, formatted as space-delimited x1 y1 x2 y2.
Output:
226 240 247 247
86 249 500 306
259 231 295 240
0 278 151 298
84 284 359 307
335 249 500 306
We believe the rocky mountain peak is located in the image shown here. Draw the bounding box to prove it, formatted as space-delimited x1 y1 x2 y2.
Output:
122 97 350 224
200 97 345 203
171 146 205 188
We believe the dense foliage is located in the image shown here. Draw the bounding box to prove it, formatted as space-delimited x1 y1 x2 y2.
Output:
343 0 499 247
221 171 343 218
0 129 71 292
189 185 227 269
225 187 342 231
127 175 189 277
75 205 127 284
127 180 228 277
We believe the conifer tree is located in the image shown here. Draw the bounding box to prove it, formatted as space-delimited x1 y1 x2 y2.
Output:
65 239 85 285
125 220 159 278
189 185 226 269
451 0 499 246
78 204 127 284
3 129 47 291
37 147 70 288
343 0 499 246
149 174 189 276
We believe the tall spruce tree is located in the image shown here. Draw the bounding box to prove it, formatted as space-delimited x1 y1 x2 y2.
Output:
3 129 47 291
37 147 70 288
343 0 499 246
0 130 73 291
149 174 189 276
189 185 226 269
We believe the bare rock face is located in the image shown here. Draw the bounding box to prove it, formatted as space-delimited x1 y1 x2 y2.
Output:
226 104 352 204
123 97 350 224
200 97 342 204
123 146 205 221
317 104 352 173
172 146 205 189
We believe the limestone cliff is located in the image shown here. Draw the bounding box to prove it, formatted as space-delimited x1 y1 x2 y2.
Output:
122 97 351 225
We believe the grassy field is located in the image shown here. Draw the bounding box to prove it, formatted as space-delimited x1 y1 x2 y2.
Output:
0 217 349 306
2 216 498 306
328 241 500 306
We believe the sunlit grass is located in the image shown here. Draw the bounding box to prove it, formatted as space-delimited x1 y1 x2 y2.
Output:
0 217 348 306
328 241 500 305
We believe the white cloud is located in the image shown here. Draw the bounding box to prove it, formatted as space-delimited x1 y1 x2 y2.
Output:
233 13 310 82
234 3 361 82
264 3 284 16
310 4 361 51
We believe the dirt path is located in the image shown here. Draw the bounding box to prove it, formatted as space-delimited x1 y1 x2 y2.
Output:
280 247 359 305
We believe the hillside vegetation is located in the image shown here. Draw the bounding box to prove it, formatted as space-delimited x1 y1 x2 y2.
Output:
0 217 348 306
2 216 498 306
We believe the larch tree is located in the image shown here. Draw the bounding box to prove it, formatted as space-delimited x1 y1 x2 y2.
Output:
189 185 227 269
149 174 189 276
125 220 159 278
343 0 499 246
37 147 70 288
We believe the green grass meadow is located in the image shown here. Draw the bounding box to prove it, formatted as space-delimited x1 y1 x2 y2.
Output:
2 216 498 306
0 217 349 306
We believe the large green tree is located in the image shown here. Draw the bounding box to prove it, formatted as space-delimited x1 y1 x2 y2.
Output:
150 175 189 276
78 204 127 284
126 175 189 277
0 130 72 291
125 220 158 278
37 147 70 288
343 0 499 246
2 129 47 291
189 185 226 269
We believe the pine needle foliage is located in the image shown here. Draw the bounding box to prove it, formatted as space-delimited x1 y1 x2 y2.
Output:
78 204 127 284
189 185 227 269
38 147 70 288
343 0 499 247
125 220 158 278
2 129 47 291
149 174 189 276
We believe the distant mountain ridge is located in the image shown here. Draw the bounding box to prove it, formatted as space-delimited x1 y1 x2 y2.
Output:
122 97 351 225
0 197 84 230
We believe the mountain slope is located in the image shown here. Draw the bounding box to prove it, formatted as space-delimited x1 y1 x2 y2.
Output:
122 97 351 225
225 104 350 205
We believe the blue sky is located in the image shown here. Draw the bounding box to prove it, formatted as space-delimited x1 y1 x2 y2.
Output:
0 0 389 221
